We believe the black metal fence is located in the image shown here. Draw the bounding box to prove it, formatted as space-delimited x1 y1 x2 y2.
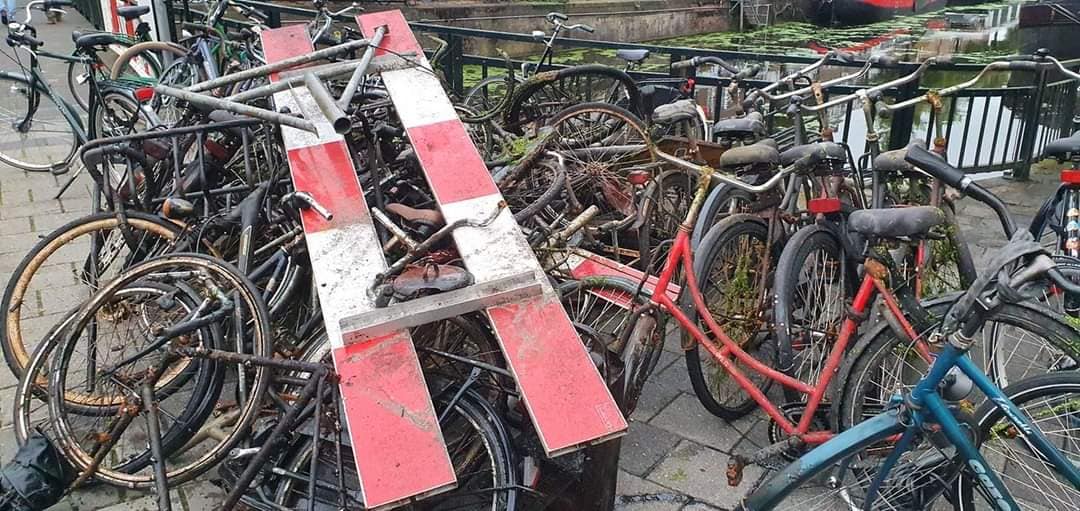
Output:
175 0 1080 179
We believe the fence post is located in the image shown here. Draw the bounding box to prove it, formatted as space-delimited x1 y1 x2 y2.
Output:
888 64 920 150
447 34 465 96
1010 66 1048 181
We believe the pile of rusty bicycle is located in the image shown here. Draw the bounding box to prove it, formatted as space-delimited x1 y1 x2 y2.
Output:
2 1 1080 510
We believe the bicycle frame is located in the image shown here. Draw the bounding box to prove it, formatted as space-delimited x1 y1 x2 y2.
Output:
742 341 1080 510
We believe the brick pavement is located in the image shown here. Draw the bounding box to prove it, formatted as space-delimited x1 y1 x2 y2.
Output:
0 5 1066 511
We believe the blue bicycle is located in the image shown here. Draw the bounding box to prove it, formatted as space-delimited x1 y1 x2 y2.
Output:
737 142 1080 511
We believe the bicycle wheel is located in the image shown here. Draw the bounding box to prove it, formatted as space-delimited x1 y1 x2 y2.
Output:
956 372 1080 511
147 55 207 126
685 214 777 420
0 72 79 171
1 211 194 381
638 169 696 273
542 102 654 268
67 52 111 113
108 41 186 82
47 279 225 476
90 87 158 139
48 253 272 488
691 184 756 247
273 387 517 510
462 74 518 120
833 300 1080 432
505 65 640 134
773 224 856 403
897 202 976 300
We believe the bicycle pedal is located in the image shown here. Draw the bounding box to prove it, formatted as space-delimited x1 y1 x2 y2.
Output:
726 455 746 487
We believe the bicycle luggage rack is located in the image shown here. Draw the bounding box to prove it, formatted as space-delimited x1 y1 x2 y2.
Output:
262 12 626 509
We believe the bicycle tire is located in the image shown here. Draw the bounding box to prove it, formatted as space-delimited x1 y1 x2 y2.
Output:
272 386 517 509
690 184 755 248
685 213 777 420
0 72 79 171
833 299 1080 432
107 41 187 81
541 102 654 268
504 65 641 134
638 169 696 273
773 224 857 403
910 201 977 299
48 253 272 488
462 74 521 121
1 211 189 381
47 280 225 476
500 156 567 225
955 371 1080 511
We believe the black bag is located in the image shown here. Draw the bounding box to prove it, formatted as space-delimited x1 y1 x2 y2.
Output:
0 431 73 510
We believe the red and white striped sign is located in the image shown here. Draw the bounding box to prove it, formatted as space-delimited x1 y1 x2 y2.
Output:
261 25 456 509
354 11 627 456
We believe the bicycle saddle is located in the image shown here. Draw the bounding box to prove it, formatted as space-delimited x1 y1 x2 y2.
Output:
718 140 779 168
1043 133 1080 160
848 206 945 239
779 142 846 167
651 99 697 124
872 147 916 174
386 203 445 228
712 114 766 139
74 32 126 50
616 49 650 63
117 5 150 19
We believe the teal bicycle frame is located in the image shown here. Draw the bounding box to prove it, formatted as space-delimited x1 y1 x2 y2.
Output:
741 336 1080 510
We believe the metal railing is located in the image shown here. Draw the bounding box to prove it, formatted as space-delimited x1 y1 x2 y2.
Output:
173 0 1080 179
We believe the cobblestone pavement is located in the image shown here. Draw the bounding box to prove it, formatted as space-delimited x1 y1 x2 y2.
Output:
0 5 1067 511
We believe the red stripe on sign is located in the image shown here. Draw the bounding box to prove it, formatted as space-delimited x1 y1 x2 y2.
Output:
286 141 368 232
407 120 498 204
487 297 626 453
333 332 456 508
355 10 423 57
259 25 315 82
569 254 681 301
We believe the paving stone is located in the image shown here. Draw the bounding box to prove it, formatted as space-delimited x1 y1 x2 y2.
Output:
633 381 683 423
647 440 764 510
179 480 226 510
47 484 131 511
620 420 683 477
615 470 688 511
649 394 743 454
91 489 183 511
650 357 694 395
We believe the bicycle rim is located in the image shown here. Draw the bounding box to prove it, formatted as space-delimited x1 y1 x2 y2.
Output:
0 74 78 171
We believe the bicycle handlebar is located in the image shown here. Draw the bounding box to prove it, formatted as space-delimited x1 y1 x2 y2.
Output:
800 57 943 113
755 54 883 104
654 146 801 194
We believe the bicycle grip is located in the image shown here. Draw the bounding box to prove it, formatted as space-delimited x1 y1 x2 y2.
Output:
579 24 595 33
547 12 568 22
671 58 698 70
43 0 72 8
